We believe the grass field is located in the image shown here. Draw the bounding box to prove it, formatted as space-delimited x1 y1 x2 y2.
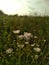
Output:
0 13 49 65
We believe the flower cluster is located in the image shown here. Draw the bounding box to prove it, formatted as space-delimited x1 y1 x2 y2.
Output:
5 29 46 62
6 48 13 54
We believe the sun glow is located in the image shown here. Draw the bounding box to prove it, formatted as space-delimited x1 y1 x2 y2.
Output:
0 0 21 15
0 0 29 15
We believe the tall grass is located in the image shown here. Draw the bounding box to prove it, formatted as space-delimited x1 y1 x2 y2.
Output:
0 15 49 65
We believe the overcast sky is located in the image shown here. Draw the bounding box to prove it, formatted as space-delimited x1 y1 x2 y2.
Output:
0 0 49 16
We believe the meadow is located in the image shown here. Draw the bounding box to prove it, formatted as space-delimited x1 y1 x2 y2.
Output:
0 11 49 65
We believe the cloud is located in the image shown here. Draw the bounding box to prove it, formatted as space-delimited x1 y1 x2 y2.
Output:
0 0 49 16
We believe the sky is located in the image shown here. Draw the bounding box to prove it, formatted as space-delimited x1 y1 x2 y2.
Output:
0 0 49 16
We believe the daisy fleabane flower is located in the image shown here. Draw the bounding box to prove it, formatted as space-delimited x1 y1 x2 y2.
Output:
33 47 41 52
6 48 13 54
13 30 20 34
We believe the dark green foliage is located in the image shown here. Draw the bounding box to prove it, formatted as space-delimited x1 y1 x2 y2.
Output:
0 12 49 65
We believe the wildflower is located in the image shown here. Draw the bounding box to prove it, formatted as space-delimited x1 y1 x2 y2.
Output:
24 32 32 37
33 47 41 52
25 42 29 44
17 35 24 40
35 55 39 59
17 44 24 48
43 39 46 42
24 32 32 40
20 44 24 48
31 43 35 47
17 42 19 45
6 48 13 54
17 44 21 47
34 36 38 39
13 30 20 34
9 54 11 57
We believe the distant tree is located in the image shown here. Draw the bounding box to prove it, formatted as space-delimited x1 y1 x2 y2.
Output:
0 10 4 15
14 14 18 17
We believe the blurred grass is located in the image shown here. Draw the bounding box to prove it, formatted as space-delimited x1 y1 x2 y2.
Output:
0 13 49 65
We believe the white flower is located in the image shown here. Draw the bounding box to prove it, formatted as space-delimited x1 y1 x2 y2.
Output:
6 48 13 54
34 36 38 38
13 30 20 34
33 47 41 52
43 39 46 42
35 55 39 59
24 32 32 40
9 54 11 57
17 44 24 48
36 44 39 47
17 44 21 47
31 43 35 47
25 42 29 44
20 44 24 48
24 32 32 37
17 35 24 40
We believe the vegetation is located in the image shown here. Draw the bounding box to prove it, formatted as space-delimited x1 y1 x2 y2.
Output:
0 11 49 65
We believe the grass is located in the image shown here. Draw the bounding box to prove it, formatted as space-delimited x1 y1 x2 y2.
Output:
0 14 49 65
